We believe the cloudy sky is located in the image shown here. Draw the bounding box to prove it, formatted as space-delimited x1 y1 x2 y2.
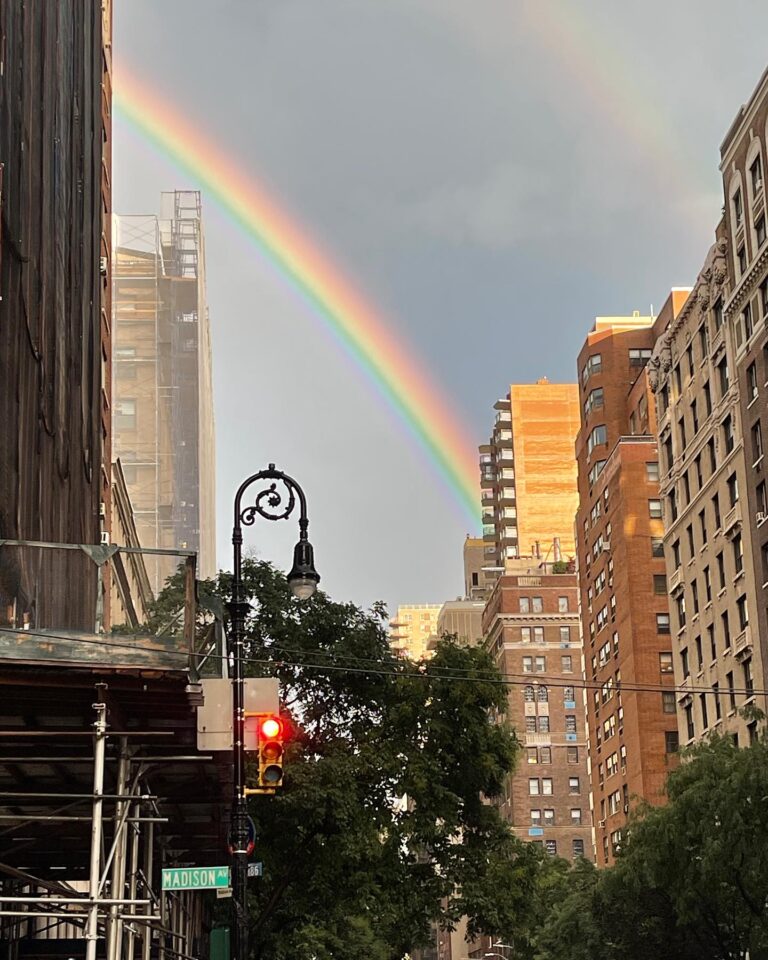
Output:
114 0 768 614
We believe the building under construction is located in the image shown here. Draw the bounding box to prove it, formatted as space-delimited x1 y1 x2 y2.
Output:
113 193 217 595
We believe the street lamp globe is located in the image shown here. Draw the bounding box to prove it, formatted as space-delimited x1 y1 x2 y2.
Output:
287 537 320 600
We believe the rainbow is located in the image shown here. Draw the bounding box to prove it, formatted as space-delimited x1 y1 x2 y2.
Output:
518 1 714 235
113 67 481 529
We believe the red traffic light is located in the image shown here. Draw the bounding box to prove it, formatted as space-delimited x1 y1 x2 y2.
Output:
260 717 282 740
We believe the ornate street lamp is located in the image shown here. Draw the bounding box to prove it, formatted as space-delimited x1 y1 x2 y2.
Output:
228 464 319 960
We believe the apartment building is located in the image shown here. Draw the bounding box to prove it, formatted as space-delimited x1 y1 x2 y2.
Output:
479 380 580 586
389 604 442 659
721 68 768 701
483 564 593 861
435 599 485 646
463 536 489 601
651 235 766 747
575 303 688 865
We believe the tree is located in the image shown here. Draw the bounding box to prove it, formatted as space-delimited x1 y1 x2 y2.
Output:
153 560 543 960
535 730 768 960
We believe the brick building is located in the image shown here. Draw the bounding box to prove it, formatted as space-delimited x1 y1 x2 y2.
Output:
575 303 687 864
483 564 593 862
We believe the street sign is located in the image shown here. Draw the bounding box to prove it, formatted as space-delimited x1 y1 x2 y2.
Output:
162 867 231 891
247 862 263 878
216 887 233 899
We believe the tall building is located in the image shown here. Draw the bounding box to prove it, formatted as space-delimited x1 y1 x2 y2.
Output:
0 0 112 631
389 604 442 660
463 536 488 600
721 68 768 727
113 191 216 594
483 563 593 862
575 302 688 865
480 380 580 587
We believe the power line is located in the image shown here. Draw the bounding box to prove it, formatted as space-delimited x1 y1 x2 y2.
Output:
2 626 765 700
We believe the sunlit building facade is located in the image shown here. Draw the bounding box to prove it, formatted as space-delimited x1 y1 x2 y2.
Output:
389 604 442 660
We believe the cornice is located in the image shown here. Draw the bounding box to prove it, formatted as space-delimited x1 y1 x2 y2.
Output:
724 245 768 319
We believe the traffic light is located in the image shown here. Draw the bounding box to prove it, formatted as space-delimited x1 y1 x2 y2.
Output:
244 713 285 795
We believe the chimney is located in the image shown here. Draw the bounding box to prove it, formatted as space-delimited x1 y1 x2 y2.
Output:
553 537 562 562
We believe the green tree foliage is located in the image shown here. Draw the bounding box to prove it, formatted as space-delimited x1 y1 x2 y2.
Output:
535 730 768 960
153 560 544 960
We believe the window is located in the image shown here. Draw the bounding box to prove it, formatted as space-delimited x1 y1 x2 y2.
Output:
532 596 543 613
662 691 676 714
568 777 580 795
686 524 695 557
743 658 754 697
524 685 535 702
519 597 531 613
758 481 767 517
543 808 555 826
561 655 573 673
567 746 579 763
649 499 662 519
727 671 736 710
708 437 717 474
683 472 691 506
657 613 671 635
588 424 608 454
114 399 137 430
572 839 585 859
653 574 667 595
694 454 703 490
714 298 724 329
560 626 571 644
582 354 603 383
537 685 549 702
530 808 541 825
646 461 659 482
757 215 767 248
699 323 710 358
542 778 553 795
540 746 552 764
751 154 763 194
733 534 744 575
525 717 537 733
570 808 583 826
651 537 664 558
734 187 744 226
544 840 557 856
718 357 730 397
704 380 712 417
727 472 739 507
679 416 687 450
685 704 695 741
695 635 703 669
535 656 546 672
704 566 712 603
538 715 550 733
722 610 731 649
521 627 532 643
526 747 538 764
738 244 747 276
686 345 694 380
748 362 759 402
708 623 716 661
533 626 544 643
744 303 755 342
668 489 678 522
752 421 763 464
713 683 721 722
737 594 749 631
691 400 699 435
665 731 679 754
629 347 652 367
713 492 722 530
558 596 569 613
523 656 533 673
588 460 607 485
723 415 735 454
659 652 673 673
529 778 540 796
681 647 690 678
585 387 605 415
565 715 577 734
699 509 708 546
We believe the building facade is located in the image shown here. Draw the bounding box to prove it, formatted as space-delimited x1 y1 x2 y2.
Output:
483 565 593 862
479 380 580 583
576 304 687 864
389 604 442 660
720 68 768 725
0 1 112 631
463 536 489 601
112 191 216 594
435 600 485 646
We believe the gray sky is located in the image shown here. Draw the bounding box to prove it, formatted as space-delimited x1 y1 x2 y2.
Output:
114 0 768 614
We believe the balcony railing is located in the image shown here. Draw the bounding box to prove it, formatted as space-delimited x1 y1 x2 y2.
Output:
734 627 752 660
723 502 742 537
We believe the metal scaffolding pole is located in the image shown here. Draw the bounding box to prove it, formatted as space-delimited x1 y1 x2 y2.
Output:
86 686 108 960
107 738 130 960
142 821 154 960
126 799 141 960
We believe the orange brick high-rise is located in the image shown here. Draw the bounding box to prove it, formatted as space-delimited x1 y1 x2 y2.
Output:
575 300 689 865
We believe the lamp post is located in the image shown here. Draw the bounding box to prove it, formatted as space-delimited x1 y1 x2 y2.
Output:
228 464 320 960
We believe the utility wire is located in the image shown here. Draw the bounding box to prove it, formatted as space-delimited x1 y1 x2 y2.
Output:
1 626 764 700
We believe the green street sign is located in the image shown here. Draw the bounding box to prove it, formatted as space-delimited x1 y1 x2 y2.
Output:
162 867 231 891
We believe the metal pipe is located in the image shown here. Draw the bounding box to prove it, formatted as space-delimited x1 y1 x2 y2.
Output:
0 815 167 822
0 791 158 800
126 801 141 960
142 820 154 960
0 897 151 905
106 738 130 960
86 689 108 960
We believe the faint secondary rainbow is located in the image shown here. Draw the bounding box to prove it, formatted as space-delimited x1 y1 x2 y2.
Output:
518 0 715 235
113 67 481 529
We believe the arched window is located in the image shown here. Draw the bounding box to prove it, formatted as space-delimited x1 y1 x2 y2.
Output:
538 685 549 702
524 685 535 702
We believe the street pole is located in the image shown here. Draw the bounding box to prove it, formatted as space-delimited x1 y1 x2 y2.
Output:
228 464 320 960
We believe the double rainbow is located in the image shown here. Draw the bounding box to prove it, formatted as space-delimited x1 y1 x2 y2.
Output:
113 67 481 529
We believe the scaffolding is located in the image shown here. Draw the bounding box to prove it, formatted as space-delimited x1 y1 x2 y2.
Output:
0 540 229 960
112 193 216 596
